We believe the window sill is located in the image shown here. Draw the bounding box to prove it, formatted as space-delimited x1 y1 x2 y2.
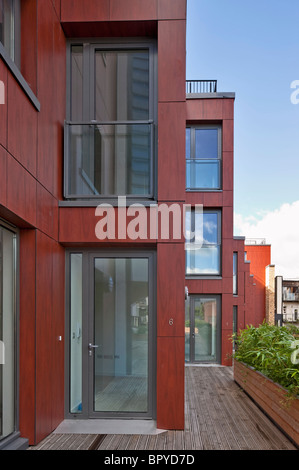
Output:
59 199 158 208
185 275 222 280
0 43 40 111
186 189 223 192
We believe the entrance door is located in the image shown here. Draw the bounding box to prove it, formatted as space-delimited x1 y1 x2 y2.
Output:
68 251 155 419
185 295 221 363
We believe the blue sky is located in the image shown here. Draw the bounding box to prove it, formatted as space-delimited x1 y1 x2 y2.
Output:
186 0 299 276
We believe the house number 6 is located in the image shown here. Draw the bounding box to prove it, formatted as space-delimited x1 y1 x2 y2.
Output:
169 318 174 326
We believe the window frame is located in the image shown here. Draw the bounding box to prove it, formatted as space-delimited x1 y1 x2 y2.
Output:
0 0 20 66
185 209 222 277
233 251 238 295
186 124 222 191
0 0 40 110
64 38 157 202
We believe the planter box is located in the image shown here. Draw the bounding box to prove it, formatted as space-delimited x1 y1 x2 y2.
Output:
234 360 299 447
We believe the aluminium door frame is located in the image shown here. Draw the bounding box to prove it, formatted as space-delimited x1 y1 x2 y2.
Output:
188 294 221 364
65 248 156 420
0 219 20 449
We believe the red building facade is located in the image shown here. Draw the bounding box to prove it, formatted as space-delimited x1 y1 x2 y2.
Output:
0 0 265 449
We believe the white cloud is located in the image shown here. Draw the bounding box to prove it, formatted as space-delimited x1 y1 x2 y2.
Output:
234 201 299 279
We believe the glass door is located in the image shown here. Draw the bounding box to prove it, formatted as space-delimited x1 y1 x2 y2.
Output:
0 225 17 442
88 254 153 418
185 295 221 363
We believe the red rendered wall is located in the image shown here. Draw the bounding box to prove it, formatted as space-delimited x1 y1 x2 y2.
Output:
245 244 271 326
0 0 66 446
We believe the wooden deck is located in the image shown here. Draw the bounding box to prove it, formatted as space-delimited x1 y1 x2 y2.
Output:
30 366 297 451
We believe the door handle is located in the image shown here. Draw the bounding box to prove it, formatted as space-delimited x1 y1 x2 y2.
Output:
88 343 99 356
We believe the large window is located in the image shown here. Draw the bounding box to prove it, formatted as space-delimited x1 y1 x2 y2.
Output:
65 41 156 200
0 0 20 65
186 209 221 276
186 125 221 190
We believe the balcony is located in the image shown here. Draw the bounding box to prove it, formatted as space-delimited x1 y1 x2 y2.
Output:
64 120 154 199
186 80 217 94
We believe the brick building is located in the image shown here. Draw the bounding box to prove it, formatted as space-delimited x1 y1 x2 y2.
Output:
0 0 266 449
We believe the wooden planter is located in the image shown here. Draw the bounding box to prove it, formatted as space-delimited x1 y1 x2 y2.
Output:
234 360 299 447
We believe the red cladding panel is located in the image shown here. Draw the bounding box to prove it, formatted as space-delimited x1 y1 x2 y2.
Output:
158 0 186 19
7 73 38 177
6 155 37 227
158 20 186 102
157 336 185 429
157 243 185 336
158 102 186 201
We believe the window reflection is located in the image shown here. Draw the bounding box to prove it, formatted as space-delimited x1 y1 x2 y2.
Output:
186 126 221 190
186 210 221 275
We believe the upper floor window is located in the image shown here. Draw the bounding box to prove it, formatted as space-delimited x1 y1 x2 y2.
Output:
0 0 20 65
65 41 156 200
186 125 222 191
185 209 221 276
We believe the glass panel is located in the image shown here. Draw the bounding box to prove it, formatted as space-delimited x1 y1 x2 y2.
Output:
194 297 217 362
0 227 16 440
186 246 220 275
186 160 220 189
93 258 149 413
67 123 151 196
203 212 218 245
185 296 190 362
70 253 83 413
185 128 191 159
233 306 238 351
233 252 238 295
186 211 220 275
70 45 83 121
0 0 15 61
195 128 218 159
94 50 149 122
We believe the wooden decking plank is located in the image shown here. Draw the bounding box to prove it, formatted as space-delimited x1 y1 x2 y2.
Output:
30 366 297 451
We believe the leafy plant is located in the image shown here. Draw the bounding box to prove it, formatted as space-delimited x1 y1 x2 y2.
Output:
233 322 299 398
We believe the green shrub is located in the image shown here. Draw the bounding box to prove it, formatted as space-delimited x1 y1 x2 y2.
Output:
233 322 299 397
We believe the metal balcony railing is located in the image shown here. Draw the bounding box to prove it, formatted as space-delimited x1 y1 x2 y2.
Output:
186 80 217 94
245 238 267 245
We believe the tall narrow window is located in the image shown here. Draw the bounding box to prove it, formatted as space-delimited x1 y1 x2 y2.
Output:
69 253 83 414
186 125 221 190
233 305 238 351
65 42 156 200
186 209 221 276
0 0 20 64
233 252 238 295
